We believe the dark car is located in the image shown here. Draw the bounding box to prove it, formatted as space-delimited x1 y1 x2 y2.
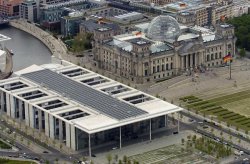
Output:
43 151 48 154
173 131 179 135
91 154 96 157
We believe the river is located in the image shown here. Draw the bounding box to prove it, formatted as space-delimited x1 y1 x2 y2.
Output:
0 26 52 71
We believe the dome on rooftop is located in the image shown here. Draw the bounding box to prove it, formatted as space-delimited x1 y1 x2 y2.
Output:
147 15 181 42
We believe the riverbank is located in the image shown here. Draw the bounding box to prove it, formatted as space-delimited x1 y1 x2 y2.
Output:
9 19 67 60
9 19 85 66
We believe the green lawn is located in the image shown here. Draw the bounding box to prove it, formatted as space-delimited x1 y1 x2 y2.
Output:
0 140 11 149
180 90 250 131
0 158 36 164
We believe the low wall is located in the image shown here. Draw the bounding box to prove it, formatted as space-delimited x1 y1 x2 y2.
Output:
9 19 67 60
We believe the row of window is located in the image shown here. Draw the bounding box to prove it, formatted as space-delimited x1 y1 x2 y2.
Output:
153 72 174 79
206 46 222 53
152 57 173 65
152 63 173 73
206 52 222 61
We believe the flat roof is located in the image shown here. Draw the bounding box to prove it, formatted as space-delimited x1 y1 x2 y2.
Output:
22 69 148 120
0 61 183 133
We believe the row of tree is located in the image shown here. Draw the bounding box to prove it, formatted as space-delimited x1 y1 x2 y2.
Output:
227 14 250 52
194 136 232 158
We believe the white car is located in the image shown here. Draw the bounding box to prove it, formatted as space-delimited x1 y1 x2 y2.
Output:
243 158 249 161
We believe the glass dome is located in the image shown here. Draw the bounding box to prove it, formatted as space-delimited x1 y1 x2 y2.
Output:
147 15 181 42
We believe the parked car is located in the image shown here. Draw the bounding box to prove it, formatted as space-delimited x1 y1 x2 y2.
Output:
173 131 179 135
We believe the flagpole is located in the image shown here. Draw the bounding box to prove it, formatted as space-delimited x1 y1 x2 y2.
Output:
229 59 231 80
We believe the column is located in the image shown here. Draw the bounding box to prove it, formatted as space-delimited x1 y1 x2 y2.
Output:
181 56 184 70
178 113 180 133
165 115 168 127
45 112 49 137
10 95 16 118
38 110 42 132
196 53 199 67
190 54 193 68
149 119 152 141
29 105 34 128
59 120 63 141
193 53 196 67
89 133 92 159
19 100 23 120
70 125 76 150
24 102 29 126
185 55 188 69
0 92 4 113
6 93 11 116
119 126 122 149
49 115 55 139
65 122 71 147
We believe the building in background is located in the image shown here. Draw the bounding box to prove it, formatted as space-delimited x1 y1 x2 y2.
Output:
93 15 236 84
60 11 84 37
20 0 37 22
0 0 22 17
79 19 121 35
40 0 103 32
149 0 176 6
176 11 196 27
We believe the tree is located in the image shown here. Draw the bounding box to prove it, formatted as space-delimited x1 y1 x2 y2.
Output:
181 138 185 145
220 131 223 137
240 48 246 57
71 33 93 53
118 160 122 164
59 144 63 151
229 135 232 142
123 155 128 163
81 156 87 162
192 135 197 143
106 154 112 164
114 154 118 162
210 128 214 135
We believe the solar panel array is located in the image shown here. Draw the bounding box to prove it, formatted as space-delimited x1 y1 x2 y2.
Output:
22 69 148 120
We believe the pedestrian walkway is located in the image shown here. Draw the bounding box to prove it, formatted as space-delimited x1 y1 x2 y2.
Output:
93 130 195 164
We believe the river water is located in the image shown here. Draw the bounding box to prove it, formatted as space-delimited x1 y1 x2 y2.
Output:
0 26 52 71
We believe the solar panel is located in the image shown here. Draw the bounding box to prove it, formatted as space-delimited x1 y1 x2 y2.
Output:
22 69 148 120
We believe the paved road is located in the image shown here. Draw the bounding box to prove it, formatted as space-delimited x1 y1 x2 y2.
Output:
0 120 77 163
180 111 250 164
181 111 250 148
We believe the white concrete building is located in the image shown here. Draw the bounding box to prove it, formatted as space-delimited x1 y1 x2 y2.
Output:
0 58 182 155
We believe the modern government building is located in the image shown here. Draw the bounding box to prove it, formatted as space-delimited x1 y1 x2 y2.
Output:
93 15 236 83
0 57 183 155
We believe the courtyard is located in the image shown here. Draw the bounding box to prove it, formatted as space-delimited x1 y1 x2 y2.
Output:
128 144 214 164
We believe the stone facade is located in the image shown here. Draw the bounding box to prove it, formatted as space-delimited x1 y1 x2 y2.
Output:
93 24 236 84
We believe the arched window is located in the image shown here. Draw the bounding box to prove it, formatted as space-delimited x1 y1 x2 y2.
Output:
211 54 214 60
207 55 210 61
